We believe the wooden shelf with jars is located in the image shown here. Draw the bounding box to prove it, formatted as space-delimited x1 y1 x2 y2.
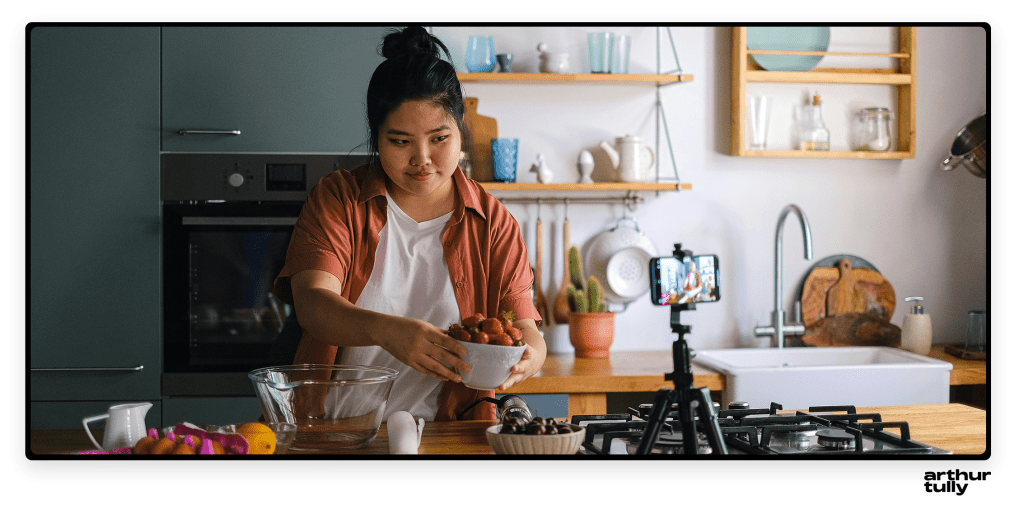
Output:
731 26 916 159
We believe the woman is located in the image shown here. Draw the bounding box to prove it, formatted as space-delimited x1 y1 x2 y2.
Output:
271 26 544 422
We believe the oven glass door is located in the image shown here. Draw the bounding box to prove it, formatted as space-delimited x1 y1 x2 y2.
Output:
164 202 303 373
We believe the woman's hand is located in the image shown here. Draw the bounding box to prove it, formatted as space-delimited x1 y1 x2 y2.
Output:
290 269 472 382
375 316 473 383
497 318 546 391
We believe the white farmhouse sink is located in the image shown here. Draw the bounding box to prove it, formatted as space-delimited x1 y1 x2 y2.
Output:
692 347 953 410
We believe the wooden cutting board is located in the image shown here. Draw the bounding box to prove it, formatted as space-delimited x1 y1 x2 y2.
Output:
463 97 496 182
800 257 898 347
801 259 896 326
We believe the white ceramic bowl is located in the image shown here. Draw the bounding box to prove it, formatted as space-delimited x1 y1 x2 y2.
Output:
485 424 585 455
456 340 527 390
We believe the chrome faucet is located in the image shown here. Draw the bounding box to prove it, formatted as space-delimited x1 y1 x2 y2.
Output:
754 204 813 348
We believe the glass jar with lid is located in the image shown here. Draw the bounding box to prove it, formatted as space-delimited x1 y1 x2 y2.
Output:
853 107 892 152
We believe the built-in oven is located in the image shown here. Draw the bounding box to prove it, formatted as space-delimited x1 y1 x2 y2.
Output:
161 153 369 396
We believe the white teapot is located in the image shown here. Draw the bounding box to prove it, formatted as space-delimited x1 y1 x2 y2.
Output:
599 134 656 183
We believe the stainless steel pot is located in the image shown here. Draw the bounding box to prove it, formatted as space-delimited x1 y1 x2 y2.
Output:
940 113 987 178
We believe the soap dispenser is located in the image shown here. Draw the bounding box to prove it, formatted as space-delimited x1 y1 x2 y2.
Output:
901 297 932 355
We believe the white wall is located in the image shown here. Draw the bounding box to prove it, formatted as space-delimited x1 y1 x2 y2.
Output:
431 26 987 353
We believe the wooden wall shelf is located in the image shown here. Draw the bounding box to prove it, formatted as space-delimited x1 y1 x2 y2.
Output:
457 72 692 84
479 182 689 191
731 26 917 158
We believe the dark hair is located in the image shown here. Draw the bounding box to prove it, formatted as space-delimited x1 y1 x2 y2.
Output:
366 26 468 159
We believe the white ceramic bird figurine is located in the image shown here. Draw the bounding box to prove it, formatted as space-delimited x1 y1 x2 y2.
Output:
530 154 554 184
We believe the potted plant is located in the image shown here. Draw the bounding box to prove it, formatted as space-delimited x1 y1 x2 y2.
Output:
566 245 614 358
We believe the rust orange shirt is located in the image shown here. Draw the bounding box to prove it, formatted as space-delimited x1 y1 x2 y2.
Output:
272 161 540 421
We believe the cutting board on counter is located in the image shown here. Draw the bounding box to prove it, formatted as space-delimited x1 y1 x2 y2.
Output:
464 97 496 182
800 256 898 347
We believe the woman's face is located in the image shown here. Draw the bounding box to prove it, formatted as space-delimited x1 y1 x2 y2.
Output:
378 99 462 202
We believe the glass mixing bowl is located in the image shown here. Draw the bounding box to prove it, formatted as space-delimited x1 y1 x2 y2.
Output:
248 364 399 451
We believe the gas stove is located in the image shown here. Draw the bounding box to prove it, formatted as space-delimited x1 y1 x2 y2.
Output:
571 402 951 456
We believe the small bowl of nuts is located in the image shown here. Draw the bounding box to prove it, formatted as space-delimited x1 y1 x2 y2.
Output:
485 416 585 455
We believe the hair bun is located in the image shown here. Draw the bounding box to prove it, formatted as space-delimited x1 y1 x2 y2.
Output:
381 26 446 60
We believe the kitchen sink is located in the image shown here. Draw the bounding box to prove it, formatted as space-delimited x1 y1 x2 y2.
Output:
692 346 953 410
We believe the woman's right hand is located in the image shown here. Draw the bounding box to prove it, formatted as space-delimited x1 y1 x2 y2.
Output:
375 315 472 383
291 269 472 382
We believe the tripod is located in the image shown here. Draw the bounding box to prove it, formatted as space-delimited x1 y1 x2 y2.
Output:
634 245 728 455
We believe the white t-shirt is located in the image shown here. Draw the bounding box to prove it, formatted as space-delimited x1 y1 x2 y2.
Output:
334 190 461 422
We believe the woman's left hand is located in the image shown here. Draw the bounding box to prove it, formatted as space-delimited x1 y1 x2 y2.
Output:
497 318 546 391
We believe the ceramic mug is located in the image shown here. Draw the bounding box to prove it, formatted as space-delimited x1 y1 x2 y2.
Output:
491 138 518 183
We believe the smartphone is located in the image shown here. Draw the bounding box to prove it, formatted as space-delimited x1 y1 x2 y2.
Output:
649 254 721 306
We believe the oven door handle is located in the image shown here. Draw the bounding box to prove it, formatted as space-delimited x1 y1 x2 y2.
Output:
182 217 298 226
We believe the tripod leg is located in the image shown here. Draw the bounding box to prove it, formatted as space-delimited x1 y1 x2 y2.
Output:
694 387 728 454
635 389 674 455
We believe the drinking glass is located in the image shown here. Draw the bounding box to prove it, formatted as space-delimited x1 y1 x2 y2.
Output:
465 36 495 73
491 138 518 183
964 311 986 352
745 94 772 151
587 32 613 73
610 35 631 74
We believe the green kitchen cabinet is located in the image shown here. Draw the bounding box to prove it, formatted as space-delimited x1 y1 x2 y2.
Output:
161 26 394 153
29 27 162 409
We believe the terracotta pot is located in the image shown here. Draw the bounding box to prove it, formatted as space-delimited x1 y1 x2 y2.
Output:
568 312 615 358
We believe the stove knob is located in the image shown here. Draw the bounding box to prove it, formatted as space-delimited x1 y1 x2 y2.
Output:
228 173 245 188
728 401 749 410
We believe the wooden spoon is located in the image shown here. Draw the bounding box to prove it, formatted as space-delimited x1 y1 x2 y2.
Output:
534 216 549 325
553 214 571 324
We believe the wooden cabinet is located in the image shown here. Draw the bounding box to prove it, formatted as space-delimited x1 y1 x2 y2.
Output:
161 26 396 153
731 26 916 159
29 27 162 409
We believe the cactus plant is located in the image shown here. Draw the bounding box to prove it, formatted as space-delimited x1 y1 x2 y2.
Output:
566 245 606 314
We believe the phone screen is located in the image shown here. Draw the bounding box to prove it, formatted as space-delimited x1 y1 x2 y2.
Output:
650 255 720 305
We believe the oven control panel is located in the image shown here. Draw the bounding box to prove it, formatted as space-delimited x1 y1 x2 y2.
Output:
161 153 370 202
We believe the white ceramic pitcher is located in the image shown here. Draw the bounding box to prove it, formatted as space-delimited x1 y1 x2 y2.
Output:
599 135 656 183
82 402 152 450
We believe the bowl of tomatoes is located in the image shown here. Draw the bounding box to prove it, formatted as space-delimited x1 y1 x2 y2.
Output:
447 312 527 390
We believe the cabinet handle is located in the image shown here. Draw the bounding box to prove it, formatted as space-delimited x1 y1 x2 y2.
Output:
32 365 144 372
177 129 241 135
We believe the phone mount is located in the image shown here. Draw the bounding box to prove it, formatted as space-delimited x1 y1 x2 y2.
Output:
634 243 729 455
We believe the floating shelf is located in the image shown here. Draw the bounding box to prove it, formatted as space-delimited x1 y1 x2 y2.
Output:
457 72 692 84
479 182 690 191
734 150 913 159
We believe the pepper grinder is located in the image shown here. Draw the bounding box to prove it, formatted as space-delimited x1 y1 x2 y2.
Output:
901 297 932 356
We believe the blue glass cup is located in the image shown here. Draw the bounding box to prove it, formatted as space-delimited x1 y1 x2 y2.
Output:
491 138 518 183
587 32 613 73
465 36 496 73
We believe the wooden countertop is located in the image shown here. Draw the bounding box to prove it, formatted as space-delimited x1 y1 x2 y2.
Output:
29 403 986 456
498 346 985 396
499 350 723 394
927 344 987 385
